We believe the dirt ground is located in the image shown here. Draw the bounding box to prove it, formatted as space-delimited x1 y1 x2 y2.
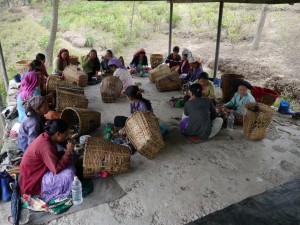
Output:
1 3 300 225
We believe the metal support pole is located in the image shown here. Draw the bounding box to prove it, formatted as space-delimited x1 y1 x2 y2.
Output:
168 2 173 56
0 42 9 92
213 1 224 80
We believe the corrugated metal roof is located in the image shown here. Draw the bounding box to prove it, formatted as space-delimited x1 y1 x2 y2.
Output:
169 0 299 4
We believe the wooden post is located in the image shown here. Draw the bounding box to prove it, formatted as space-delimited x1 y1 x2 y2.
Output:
213 1 224 80
0 42 9 92
168 2 173 56
252 5 269 50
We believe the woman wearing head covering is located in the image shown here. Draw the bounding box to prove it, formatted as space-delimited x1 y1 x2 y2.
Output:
129 48 148 74
166 46 182 69
82 49 101 82
182 56 203 83
17 71 41 122
101 49 115 75
172 48 192 77
180 83 222 142
18 96 49 152
20 119 75 204
220 80 256 125
52 48 70 76
108 58 133 93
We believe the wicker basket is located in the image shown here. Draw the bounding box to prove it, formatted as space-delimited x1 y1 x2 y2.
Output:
63 65 88 87
70 55 79 65
251 86 280 106
155 71 181 92
149 64 171 83
83 137 131 177
150 54 164 69
243 103 274 141
125 111 164 159
15 60 32 76
56 89 88 112
61 107 101 136
46 75 84 95
221 74 244 102
100 76 123 103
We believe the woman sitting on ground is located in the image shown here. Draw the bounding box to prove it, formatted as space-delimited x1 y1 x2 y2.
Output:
220 81 256 125
171 48 191 78
101 49 115 75
182 57 203 84
180 83 222 142
166 46 182 69
195 72 216 105
114 85 153 128
108 58 133 94
18 95 49 152
82 49 101 83
52 48 70 76
17 71 41 122
20 119 75 203
36 53 49 78
129 48 149 74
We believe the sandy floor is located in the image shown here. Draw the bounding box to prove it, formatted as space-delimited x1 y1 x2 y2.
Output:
1 76 299 225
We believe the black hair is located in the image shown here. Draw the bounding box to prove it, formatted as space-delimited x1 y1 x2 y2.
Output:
125 85 152 111
198 72 209 80
29 60 42 72
189 83 202 98
107 49 113 56
44 119 69 136
173 46 180 52
36 53 45 61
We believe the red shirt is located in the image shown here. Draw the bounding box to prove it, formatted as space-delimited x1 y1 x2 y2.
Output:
20 132 71 195
178 60 190 75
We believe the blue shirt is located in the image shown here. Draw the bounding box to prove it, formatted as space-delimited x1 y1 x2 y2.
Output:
224 92 256 115
18 112 43 152
17 89 40 122
184 65 203 83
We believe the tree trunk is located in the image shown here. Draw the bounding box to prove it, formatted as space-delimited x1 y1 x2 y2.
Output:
45 0 59 68
252 5 269 50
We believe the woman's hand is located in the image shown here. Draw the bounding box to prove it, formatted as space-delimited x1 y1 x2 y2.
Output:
66 141 75 154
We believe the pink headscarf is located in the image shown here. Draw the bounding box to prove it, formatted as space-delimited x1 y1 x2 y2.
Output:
133 48 146 57
57 48 70 65
19 72 40 101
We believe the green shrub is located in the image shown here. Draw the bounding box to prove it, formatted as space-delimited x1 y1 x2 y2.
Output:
85 33 96 47
38 34 49 49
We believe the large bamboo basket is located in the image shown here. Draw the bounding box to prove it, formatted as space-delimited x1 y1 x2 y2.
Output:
70 55 79 65
243 103 274 141
83 137 131 177
63 65 88 87
155 71 181 92
100 76 123 103
46 75 84 95
221 74 244 102
56 89 88 112
150 54 164 69
125 111 164 159
61 107 101 136
149 64 171 83
16 60 31 76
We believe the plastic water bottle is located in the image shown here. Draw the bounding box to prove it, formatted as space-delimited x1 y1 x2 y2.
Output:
227 113 234 131
104 124 112 141
72 176 83 205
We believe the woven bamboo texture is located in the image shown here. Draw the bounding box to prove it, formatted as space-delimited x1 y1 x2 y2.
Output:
221 74 244 102
83 137 131 177
46 75 84 95
61 107 101 136
100 76 123 103
70 55 79 65
63 65 88 87
150 54 164 69
15 60 31 76
149 64 171 83
56 89 88 112
155 71 181 91
125 111 164 159
243 102 274 141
